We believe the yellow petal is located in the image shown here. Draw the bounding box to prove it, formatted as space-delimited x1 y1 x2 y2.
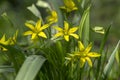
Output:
78 41 85 51
64 0 69 6
3 48 8 51
64 0 75 8
54 26 63 31
5 38 11 45
12 30 18 43
85 42 92 53
87 52 101 57
64 0 78 12
31 33 37 39
54 32 63 38
51 11 57 17
38 32 47 38
25 23 35 30
40 24 49 31
60 6 66 10
64 21 69 31
85 57 92 67
0 46 7 51
47 16 56 23
65 57 72 60
70 34 79 39
64 35 69 41
24 31 33 35
35 20 41 30
69 27 78 33
72 7 78 11
0 34 6 42
80 58 86 68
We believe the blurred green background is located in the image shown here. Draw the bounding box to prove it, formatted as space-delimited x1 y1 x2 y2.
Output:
0 0 119 43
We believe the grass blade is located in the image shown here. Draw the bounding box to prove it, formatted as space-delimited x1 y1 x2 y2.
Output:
102 40 120 79
78 6 90 42
82 8 90 46
96 26 111 79
15 55 46 80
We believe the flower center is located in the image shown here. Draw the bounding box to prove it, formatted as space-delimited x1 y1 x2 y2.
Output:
79 52 87 57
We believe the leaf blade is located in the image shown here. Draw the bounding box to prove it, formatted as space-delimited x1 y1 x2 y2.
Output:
15 55 46 80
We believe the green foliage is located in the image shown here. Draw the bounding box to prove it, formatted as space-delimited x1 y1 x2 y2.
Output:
0 0 119 80
15 55 46 80
102 40 120 79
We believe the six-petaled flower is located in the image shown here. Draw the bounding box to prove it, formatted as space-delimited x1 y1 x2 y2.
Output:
24 20 49 40
60 0 78 12
65 41 101 68
54 21 79 41
47 11 58 24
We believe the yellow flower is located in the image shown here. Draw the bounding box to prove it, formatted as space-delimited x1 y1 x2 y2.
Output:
54 21 79 41
24 19 49 40
0 34 10 51
65 41 100 67
47 11 58 23
60 0 78 12
9 30 18 45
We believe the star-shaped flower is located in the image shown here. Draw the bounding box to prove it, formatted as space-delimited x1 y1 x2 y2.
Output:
9 30 18 45
47 11 58 24
65 41 101 67
24 20 49 40
54 21 79 41
60 0 78 12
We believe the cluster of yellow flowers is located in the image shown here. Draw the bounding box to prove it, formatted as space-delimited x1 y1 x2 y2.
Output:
65 41 101 67
0 30 18 51
0 0 100 68
24 14 79 42
23 0 100 68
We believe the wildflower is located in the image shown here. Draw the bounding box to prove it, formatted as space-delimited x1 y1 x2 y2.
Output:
60 0 78 12
47 11 58 24
0 34 10 51
54 21 79 41
65 41 100 67
9 30 18 45
92 26 105 34
24 19 49 40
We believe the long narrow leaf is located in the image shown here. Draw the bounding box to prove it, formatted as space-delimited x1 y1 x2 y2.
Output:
82 8 90 46
102 40 120 79
15 55 46 80
27 4 41 19
96 26 111 79
78 6 90 41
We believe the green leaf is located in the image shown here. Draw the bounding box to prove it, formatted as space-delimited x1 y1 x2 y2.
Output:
115 50 119 64
0 44 25 73
0 66 14 73
78 6 90 45
96 26 111 79
27 4 41 19
1 12 14 28
15 55 46 80
82 8 90 46
102 40 120 79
